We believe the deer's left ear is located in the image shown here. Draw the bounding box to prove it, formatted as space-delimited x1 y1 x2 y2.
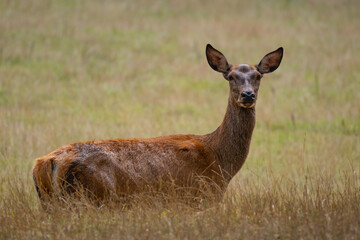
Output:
257 47 283 74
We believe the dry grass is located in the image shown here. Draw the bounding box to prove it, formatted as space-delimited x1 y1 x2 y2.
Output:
0 0 359 239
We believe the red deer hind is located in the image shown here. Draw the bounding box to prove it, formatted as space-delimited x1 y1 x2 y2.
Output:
33 44 283 205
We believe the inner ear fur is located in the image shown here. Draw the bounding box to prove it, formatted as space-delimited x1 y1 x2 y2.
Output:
206 44 230 74
257 47 283 74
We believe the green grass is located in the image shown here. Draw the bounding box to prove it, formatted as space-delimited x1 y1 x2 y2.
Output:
1 0 359 239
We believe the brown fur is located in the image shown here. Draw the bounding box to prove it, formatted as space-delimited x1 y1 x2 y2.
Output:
33 44 283 205
249 65 257 70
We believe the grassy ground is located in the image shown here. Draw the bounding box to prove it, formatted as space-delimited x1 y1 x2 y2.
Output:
1 0 359 239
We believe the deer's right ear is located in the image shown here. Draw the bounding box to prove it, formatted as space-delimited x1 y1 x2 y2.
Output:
206 44 230 74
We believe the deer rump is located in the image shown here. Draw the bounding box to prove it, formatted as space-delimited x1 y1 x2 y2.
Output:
33 134 223 203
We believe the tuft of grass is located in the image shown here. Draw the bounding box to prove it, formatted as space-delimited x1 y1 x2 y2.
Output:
1 0 359 239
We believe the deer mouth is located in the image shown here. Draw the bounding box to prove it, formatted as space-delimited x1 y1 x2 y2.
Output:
239 102 255 108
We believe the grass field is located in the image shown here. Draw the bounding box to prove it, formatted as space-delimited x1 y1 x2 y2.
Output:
1 0 359 239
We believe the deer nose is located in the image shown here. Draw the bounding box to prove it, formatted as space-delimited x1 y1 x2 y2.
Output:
241 91 255 102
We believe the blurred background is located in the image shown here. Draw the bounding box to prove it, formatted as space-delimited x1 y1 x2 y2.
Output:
0 0 359 238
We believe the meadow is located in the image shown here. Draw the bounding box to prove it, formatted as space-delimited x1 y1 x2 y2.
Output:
0 0 359 239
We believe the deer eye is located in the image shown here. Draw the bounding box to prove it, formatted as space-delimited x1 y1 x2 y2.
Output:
228 75 234 81
256 75 262 81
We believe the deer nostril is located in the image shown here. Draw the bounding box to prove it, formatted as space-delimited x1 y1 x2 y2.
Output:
241 92 249 97
241 91 255 101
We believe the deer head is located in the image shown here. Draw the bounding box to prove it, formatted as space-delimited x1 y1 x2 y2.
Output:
206 44 283 108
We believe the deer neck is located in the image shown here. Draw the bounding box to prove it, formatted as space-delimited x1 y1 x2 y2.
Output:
205 96 256 182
